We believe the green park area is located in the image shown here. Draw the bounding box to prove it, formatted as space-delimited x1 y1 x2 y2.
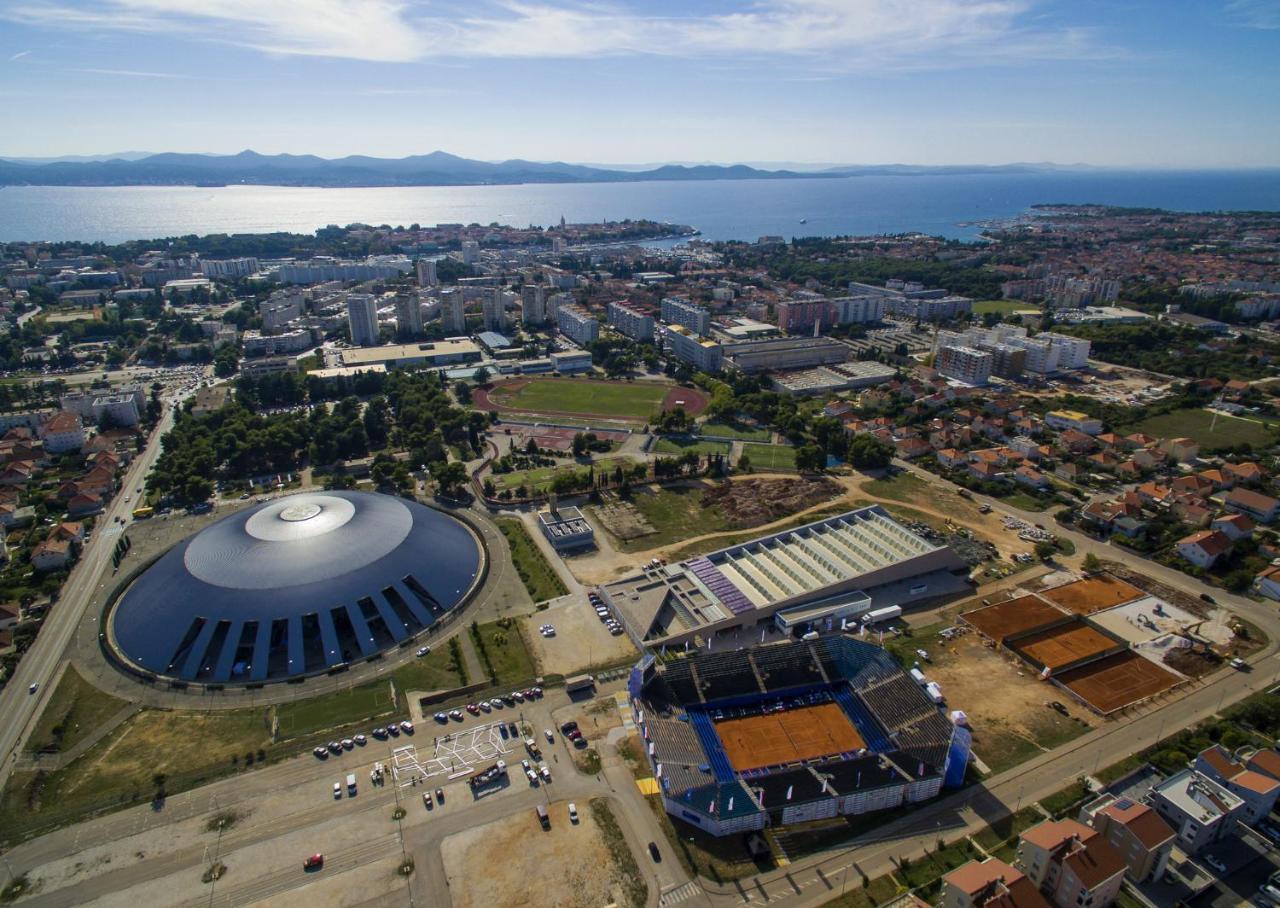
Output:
497 518 569 603
698 420 771 441
1123 407 1279 451
25 665 129 756
740 442 797 470
653 437 732 456
470 618 537 686
490 457 628 493
490 378 671 420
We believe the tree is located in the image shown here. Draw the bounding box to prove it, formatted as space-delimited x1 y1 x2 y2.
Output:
433 461 467 497
737 453 752 473
454 381 472 404
571 432 588 457
1082 552 1101 573
1035 540 1057 561
795 444 825 473
847 434 894 470
473 366 490 387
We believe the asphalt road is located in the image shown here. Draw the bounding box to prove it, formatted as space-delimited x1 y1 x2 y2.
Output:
0 399 179 789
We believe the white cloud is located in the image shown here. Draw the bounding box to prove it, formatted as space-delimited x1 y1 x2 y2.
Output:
1224 0 1280 29
4 0 1113 67
8 49 32 60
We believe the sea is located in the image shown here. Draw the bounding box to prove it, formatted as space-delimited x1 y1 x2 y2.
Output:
1 169 1278 244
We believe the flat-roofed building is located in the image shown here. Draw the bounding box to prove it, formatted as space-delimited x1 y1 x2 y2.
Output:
776 298 832 334
440 289 466 335
936 345 993 386
346 293 380 346
661 297 711 336
340 339 482 370
663 324 723 372
607 300 655 342
556 304 599 346
537 505 595 550
721 336 848 373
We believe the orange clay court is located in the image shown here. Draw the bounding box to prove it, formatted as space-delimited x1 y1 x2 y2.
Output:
1010 620 1120 671
964 594 1067 642
715 703 865 772
1040 574 1144 615
1057 651 1181 714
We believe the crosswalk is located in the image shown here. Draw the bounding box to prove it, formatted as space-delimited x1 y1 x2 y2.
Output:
659 881 703 906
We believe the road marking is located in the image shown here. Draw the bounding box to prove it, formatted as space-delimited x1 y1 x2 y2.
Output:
659 881 703 906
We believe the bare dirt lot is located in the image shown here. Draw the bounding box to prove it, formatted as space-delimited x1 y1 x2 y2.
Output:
700 476 843 529
523 597 639 676
908 625 1098 773
441 800 623 908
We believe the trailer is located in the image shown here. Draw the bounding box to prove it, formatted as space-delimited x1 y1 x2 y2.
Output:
864 605 902 625
565 674 596 695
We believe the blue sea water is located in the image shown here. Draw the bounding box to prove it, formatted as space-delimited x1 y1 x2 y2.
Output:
0 169 1277 244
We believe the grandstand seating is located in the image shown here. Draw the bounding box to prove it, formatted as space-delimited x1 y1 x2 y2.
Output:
833 685 892 753
688 710 736 783
753 645 826 692
860 674 936 731
645 717 709 766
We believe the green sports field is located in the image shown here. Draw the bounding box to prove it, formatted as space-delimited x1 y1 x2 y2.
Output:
973 299 1038 316
653 437 732 456
740 443 797 470
489 379 672 420
697 420 771 441
1122 408 1279 451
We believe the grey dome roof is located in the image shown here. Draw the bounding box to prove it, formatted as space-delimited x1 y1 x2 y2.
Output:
109 491 482 683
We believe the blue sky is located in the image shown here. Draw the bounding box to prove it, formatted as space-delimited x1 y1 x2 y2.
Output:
2 0 1278 166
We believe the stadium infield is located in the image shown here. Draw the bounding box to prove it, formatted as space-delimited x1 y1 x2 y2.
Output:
1056 650 1181 714
963 594 1067 643
473 377 708 423
1008 620 1122 672
1040 574 1144 615
715 703 865 772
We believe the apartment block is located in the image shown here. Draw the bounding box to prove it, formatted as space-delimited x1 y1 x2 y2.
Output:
661 297 711 336
937 345 993 385
556 304 599 347
662 324 723 372
607 300 655 342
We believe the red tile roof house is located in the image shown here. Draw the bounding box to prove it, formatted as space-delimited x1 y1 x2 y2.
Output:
1080 796 1176 883
1175 529 1234 570
1255 565 1280 601
1016 819 1127 908
30 537 71 571
1195 745 1280 825
1211 513 1255 541
968 461 1005 483
1225 487 1280 524
1014 466 1050 489
1224 461 1266 485
940 858 1051 908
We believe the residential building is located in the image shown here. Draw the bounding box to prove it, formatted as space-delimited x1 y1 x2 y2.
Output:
416 258 438 287
440 289 466 335
1149 769 1244 852
460 240 480 265
941 859 1050 908
259 295 303 330
38 411 86 454
1044 410 1104 436
238 356 299 378
776 298 832 333
394 294 424 337
1225 487 1280 524
1194 745 1280 824
936 345 993 386
555 305 599 346
1175 529 1233 569
607 300 655 342
31 537 72 571
521 284 547 326
60 386 145 428
482 289 510 333
1255 565 1280 601
274 256 412 284
346 293 380 346
662 324 723 372
1016 819 1126 908
243 329 313 357
1211 513 1254 541
198 257 259 280
1037 332 1092 369
661 297 711 336
1079 795 1176 883
829 294 886 324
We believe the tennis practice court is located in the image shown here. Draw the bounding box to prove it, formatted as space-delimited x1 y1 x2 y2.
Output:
1041 574 1144 615
963 594 1067 643
715 703 865 772
1009 620 1122 672
1057 651 1181 714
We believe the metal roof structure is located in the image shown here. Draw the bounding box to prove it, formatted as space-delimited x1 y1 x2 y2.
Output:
107 491 482 684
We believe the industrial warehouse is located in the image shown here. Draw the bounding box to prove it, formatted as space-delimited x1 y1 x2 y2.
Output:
627 636 969 836
600 505 970 648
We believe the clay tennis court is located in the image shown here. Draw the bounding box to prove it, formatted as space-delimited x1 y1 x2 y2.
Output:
1040 574 1144 615
1057 650 1181 714
963 594 1067 643
715 703 865 772
1008 620 1122 672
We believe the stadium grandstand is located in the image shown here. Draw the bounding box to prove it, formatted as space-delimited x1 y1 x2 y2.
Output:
602 505 969 648
627 636 969 836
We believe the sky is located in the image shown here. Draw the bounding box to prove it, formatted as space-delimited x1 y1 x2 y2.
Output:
1 0 1278 167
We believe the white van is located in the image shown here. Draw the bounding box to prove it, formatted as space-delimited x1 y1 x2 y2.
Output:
346 773 357 795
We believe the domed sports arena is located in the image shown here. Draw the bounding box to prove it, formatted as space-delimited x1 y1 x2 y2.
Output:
106 491 484 685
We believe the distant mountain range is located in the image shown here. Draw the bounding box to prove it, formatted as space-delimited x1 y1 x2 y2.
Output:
0 150 1083 188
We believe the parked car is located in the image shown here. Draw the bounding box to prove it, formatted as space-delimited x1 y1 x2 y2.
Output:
1204 854 1227 873
332 783 341 799
545 729 554 743
313 746 328 758
568 803 578 823
560 721 579 735
400 720 414 733
435 712 449 723
436 787 444 804
1232 658 1249 671
304 854 324 870
354 734 367 745
648 842 662 862
416 646 431 657
423 791 433 809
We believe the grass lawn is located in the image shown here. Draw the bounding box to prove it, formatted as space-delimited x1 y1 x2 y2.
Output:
472 618 536 685
391 645 465 694
1040 779 1092 817
25 665 128 755
974 807 1044 852
1123 407 1280 451
661 503 853 562
275 679 397 738
653 436 732 456
973 299 1036 315
698 420 770 441
740 442 797 470
491 457 626 493
497 517 569 603
597 485 731 553
970 723 1043 774
1005 491 1052 512
492 378 670 420
861 472 932 505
